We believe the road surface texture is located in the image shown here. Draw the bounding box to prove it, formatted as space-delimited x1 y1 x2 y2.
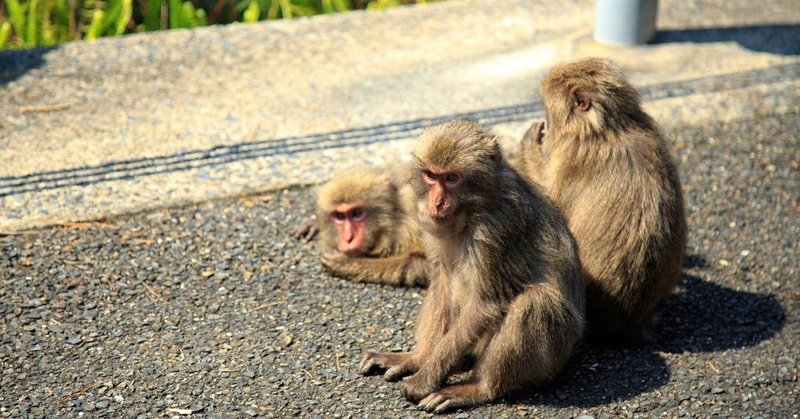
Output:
1 0 798 417
2 113 798 417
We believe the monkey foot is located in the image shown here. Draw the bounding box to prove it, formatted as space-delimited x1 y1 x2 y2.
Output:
400 373 440 403
417 382 488 413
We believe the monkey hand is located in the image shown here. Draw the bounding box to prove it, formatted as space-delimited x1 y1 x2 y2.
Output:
359 351 417 381
524 120 546 145
320 251 347 272
292 223 319 241
401 372 440 403
384 359 419 382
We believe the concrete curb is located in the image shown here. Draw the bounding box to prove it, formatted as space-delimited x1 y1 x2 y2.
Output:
1 0 798 231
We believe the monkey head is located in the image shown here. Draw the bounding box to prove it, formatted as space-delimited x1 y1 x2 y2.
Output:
541 57 643 137
411 120 502 235
316 168 400 257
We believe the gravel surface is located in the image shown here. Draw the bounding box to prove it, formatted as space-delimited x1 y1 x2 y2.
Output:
1 113 798 417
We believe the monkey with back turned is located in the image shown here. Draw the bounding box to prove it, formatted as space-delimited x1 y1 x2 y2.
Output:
519 57 687 342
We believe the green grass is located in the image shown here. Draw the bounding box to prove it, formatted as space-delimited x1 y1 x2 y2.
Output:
0 0 434 49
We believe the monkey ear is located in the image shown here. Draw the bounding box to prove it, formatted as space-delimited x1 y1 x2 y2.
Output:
570 87 591 112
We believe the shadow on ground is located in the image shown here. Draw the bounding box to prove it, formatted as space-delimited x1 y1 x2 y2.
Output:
512 258 786 408
0 46 54 86
656 274 786 353
519 344 670 408
655 24 800 56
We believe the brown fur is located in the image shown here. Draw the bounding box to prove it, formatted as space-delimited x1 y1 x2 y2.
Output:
359 120 585 412
519 58 687 342
312 166 428 287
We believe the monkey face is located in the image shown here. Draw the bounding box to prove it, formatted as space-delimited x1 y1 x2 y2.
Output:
414 168 468 234
330 203 370 256
412 119 502 234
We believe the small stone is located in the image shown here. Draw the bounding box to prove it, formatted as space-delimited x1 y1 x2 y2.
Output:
96 400 110 409
243 370 256 379
577 416 595 419
711 386 725 394
244 408 258 416
67 336 83 345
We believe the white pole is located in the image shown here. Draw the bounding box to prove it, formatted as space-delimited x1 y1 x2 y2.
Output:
594 0 659 45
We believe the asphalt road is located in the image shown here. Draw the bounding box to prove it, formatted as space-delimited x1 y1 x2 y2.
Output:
1 113 798 417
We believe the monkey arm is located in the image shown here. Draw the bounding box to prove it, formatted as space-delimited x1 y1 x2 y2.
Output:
321 252 428 287
402 299 498 401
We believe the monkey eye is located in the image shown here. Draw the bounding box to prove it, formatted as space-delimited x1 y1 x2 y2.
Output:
350 207 367 222
444 173 462 185
421 170 437 184
331 211 346 223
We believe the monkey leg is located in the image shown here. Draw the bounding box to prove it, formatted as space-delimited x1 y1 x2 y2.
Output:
401 298 494 403
321 253 428 287
416 284 583 413
359 274 448 382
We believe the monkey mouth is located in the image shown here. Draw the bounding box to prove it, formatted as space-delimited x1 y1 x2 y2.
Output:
342 248 366 257
431 215 452 226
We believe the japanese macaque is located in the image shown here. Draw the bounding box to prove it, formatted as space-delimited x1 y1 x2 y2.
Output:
519 57 687 342
359 120 585 412
296 166 428 287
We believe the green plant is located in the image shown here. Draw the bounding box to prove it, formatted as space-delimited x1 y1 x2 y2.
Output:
0 21 11 48
0 0 439 50
168 0 206 28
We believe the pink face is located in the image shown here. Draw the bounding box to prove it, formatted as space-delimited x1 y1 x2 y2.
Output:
331 203 369 255
421 169 463 224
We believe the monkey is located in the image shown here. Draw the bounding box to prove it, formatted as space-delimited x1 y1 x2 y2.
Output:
359 120 585 412
519 57 687 343
294 166 429 287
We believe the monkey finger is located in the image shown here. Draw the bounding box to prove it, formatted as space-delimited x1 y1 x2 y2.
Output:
433 399 457 414
358 352 386 375
304 225 319 241
401 376 435 403
526 121 546 144
417 393 445 412
291 223 316 240
384 362 417 382
320 254 339 270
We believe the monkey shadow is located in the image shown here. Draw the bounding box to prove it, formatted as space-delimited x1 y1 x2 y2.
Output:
512 261 786 408
654 274 786 353
513 343 670 408
0 46 54 86
654 24 800 56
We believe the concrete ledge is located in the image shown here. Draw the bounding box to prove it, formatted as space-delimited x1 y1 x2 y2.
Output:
1 0 799 231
